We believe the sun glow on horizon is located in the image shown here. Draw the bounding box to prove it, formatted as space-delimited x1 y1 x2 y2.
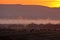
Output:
49 0 60 8
0 0 60 8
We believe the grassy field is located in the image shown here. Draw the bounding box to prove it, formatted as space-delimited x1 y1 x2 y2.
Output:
0 24 60 40
0 29 60 40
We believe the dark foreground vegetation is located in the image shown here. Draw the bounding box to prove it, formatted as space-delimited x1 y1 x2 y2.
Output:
0 23 60 40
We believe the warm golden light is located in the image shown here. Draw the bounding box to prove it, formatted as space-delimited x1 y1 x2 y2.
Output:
0 0 60 8
49 0 60 8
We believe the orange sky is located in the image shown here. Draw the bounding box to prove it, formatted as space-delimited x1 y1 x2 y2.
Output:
0 0 60 8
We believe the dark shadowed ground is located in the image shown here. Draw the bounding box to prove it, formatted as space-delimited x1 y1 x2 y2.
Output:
0 24 60 40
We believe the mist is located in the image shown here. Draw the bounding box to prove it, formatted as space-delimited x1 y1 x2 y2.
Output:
0 19 60 24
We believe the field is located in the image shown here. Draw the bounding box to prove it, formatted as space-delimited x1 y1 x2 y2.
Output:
0 24 60 40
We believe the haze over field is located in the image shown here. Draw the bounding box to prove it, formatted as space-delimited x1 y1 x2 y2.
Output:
0 4 60 20
0 19 60 24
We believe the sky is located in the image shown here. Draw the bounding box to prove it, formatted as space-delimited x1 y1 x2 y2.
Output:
0 0 60 8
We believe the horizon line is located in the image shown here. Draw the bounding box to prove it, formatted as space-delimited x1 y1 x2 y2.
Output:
0 4 60 8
